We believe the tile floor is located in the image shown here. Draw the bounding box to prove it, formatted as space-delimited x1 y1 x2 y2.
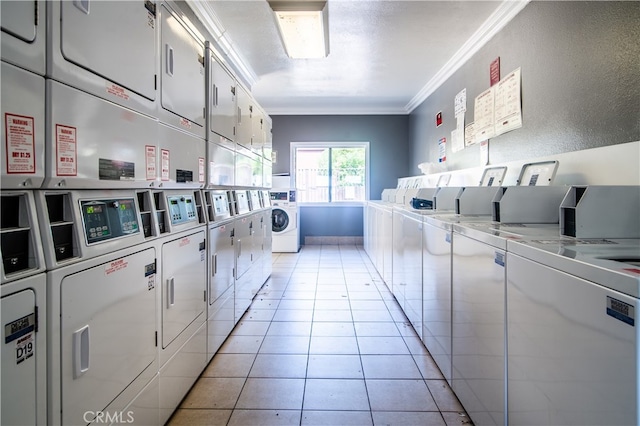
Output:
168 245 473 426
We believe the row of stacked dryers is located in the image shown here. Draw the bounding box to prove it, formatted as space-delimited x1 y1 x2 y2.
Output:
365 163 640 426
1 1 273 425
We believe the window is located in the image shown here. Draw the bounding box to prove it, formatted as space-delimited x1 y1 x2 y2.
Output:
291 142 369 203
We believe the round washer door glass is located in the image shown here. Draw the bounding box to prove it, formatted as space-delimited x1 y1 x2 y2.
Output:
272 208 290 232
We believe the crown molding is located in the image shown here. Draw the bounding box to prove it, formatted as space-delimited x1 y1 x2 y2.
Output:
404 0 530 113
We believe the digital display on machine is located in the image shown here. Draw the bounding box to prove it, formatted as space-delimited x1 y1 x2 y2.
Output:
81 198 139 244
270 192 288 201
167 195 198 225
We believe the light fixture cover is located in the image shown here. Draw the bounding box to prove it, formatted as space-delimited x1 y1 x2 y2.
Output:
268 1 329 58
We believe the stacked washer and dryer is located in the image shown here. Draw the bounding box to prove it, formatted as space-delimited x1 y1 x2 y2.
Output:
1 1 273 424
1 3 48 423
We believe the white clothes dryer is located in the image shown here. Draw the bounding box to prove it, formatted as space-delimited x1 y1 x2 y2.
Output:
270 189 299 253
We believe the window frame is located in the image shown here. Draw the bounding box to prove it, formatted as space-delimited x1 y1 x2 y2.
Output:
290 141 370 205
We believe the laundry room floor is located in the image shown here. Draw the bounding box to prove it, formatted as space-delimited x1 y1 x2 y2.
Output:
167 245 472 426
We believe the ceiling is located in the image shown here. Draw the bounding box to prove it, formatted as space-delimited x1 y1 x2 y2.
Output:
188 1 528 115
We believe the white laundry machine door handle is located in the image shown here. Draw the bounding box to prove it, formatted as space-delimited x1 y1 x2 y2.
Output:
167 277 175 308
73 325 90 379
211 254 218 277
165 44 174 76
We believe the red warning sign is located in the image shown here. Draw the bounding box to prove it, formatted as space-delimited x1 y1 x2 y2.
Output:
104 258 129 275
5 113 36 174
56 124 77 176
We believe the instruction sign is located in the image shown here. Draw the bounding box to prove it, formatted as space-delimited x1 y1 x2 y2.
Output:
161 149 170 181
55 124 77 176
4 113 36 174
145 145 157 180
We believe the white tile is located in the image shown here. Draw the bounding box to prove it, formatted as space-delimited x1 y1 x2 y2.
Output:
302 410 373 426
303 379 369 411
228 410 301 426
249 354 308 378
259 335 310 354
306 355 364 379
201 353 256 378
366 379 438 411
235 378 305 410
361 355 423 379
372 411 445 426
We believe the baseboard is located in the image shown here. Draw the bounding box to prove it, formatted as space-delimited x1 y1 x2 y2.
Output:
304 236 364 245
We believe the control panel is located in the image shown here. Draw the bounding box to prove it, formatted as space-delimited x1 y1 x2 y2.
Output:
80 198 139 244
167 195 198 225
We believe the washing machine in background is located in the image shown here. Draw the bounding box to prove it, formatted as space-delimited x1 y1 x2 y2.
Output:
270 189 300 253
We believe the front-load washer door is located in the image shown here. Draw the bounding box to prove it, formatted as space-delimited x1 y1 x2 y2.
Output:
272 208 290 233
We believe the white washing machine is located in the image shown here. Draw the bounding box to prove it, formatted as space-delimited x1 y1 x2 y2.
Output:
507 238 640 426
505 185 640 426
270 189 299 253
37 190 160 426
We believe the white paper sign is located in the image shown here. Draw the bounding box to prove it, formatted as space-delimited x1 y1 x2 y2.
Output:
145 145 156 180
161 149 170 181
494 68 522 136
55 124 77 176
465 122 476 147
5 114 36 174
455 88 467 118
474 87 495 143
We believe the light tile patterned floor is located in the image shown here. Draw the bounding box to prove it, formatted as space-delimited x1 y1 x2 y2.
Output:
168 245 473 426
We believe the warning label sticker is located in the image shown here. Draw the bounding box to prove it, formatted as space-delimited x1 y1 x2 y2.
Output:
56 124 77 176
146 145 157 180
105 258 129 276
5 113 36 174
161 149 170 181
106 83 130 101
199 157 205 183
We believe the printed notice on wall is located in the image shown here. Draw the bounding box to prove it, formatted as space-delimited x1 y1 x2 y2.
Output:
55 124 77 176
455 89 467 118
474 87 495 143
465 122 476 147
161 149 170 181
145 145 156 180
494 68 522 136
5 114 36 174
438 137 447 163
199 157 205 183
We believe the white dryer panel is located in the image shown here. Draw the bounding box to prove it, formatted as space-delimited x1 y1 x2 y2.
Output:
59 248 156 426
402 211 423 338
56 0 156 101
0 0 45 75
206 47 236 142
46 81 158 188
507 253 639 426
235 85 253 149
235 150 253 187
158 123 206 188
161 230 206 349
1 274 46 426
159 4 205 138
263 160 273 188
208 221 234 305
1 62 45 188
206 141 235 187
234 216 252 280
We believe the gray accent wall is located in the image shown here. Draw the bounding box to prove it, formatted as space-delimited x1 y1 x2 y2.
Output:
271 115 410 199
409 1 640 175
271 115 409 242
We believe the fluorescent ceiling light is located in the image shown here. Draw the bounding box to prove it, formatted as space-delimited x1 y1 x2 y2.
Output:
268 1 329 59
